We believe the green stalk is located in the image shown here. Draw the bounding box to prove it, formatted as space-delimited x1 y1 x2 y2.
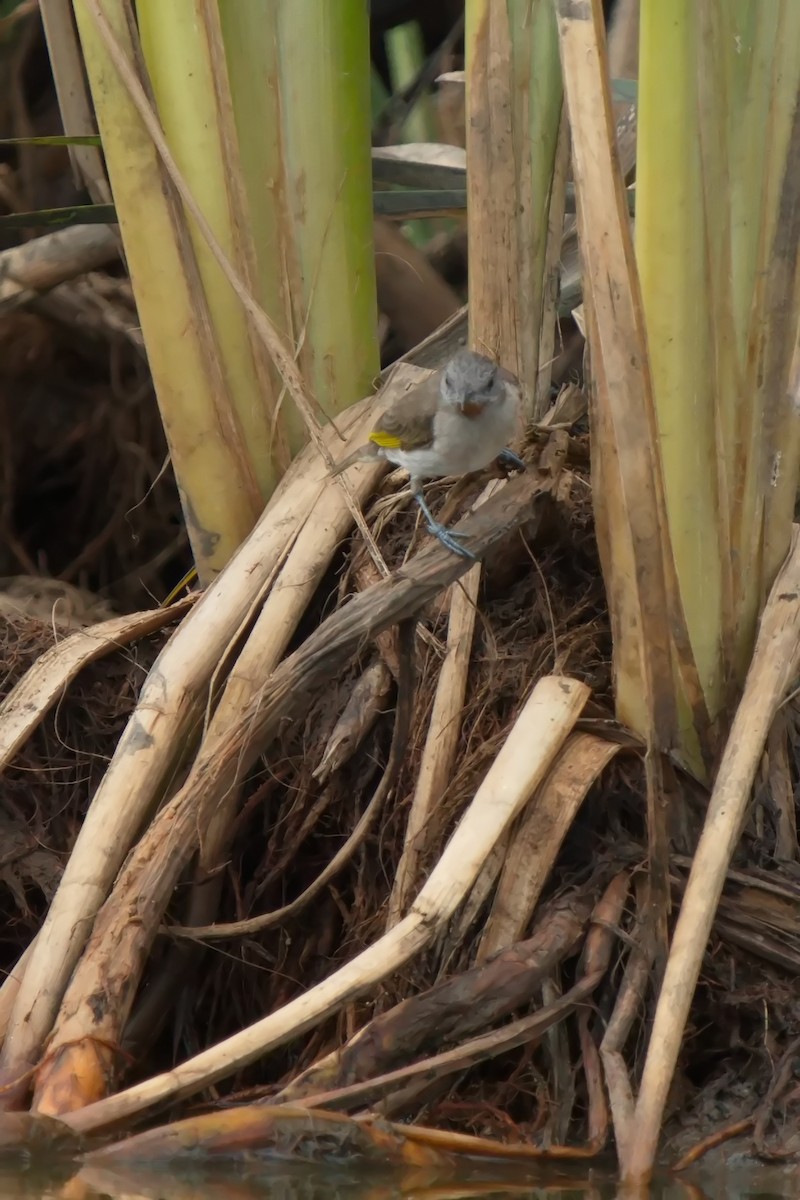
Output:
72 0 265 583
385 20 437 247
73 0 377 582
385 21 436 145
635 0 800 764
220 0 379 456
635 0 720 758
137 0 288 495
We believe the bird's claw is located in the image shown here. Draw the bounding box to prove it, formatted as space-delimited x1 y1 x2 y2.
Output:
425 520 477 560
413 492 477 560
497 448 526 472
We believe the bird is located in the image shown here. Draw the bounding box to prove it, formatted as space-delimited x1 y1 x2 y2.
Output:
331 349 524 559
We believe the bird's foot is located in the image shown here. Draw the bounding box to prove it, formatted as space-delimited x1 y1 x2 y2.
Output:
497 447 526 472
413 492 477 560
425 519 477 560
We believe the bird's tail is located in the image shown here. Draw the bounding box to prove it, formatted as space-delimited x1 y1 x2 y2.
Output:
329 441 380 477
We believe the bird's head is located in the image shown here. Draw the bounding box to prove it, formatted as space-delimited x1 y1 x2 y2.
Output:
440 349 506 417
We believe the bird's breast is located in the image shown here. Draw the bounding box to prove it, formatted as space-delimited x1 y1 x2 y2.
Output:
429 392 519 476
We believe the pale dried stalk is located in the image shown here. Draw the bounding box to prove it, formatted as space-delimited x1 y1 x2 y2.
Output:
478 732 620 961
467 0 562 408
555 0 690 990
554 0 682 744
466 2 518 373
60 675 590 1134
600 876 654 1170
627 529 800 1182
0 940 34 1044
0 379 394 1088
387 478 516 928
179 452 406 936
40 0 112 203
386 564 481 927
194 366 426 878
0 601 192 771
0 224 119 310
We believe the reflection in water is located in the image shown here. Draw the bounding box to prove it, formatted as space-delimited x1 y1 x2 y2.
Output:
74 1160 611 1200
0 1162 597 1200
3 1161 799 1199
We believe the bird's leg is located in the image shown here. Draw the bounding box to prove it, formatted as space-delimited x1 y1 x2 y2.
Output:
412 487 476 561
497 448 526 472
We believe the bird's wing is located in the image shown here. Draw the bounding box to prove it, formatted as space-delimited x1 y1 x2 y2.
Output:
329 441 380 476
369 375 439 451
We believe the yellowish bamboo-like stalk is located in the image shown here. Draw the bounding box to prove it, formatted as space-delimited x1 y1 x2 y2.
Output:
137 0 289 493
71 0 265 583
386 20 437 146
635 0 721 761
635 0 800 764
70 1 378 582
220 0 380 455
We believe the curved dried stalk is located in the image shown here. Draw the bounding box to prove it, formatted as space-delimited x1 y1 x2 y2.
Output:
386 563 481 927
478 731 621 960
628 530 800 1180
0 601 193 771
291 875 628 1146
279 888 593 1107
0 224 118 310
59 672 589 1133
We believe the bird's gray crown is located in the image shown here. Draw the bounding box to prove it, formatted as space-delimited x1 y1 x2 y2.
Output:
439 348 501 409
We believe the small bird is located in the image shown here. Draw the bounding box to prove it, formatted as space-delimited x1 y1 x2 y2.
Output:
332 349 524 558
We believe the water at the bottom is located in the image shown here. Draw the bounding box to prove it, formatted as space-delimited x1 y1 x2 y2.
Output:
2 1158 798 1200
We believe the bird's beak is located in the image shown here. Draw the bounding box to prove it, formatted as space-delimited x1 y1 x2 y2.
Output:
459 393 485 418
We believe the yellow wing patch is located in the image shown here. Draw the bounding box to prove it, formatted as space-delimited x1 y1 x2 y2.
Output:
369 430 403 450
